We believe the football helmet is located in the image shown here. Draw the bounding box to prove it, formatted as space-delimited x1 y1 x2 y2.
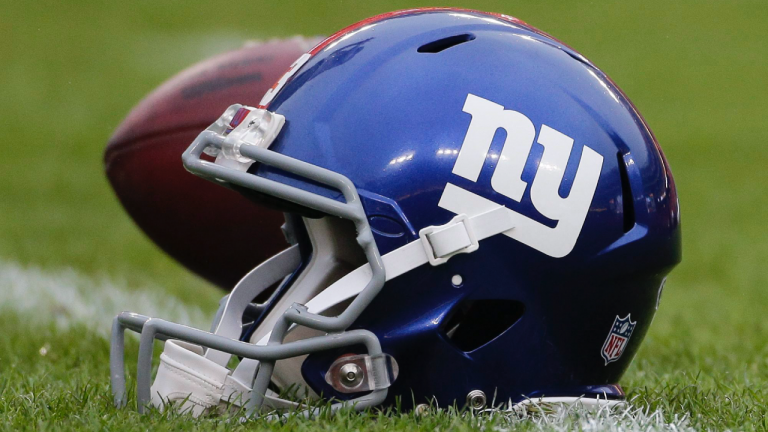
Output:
111 8 681 417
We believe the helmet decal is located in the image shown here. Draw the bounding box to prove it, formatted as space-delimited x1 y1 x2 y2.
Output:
601 315 637 365
440 94 604 258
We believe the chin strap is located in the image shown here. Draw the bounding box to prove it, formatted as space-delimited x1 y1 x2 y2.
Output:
146 206 514 416
283 205 514 328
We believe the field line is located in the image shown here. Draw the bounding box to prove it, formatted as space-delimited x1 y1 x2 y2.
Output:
0 260 210 335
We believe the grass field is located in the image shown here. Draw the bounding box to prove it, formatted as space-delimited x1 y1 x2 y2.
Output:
1 0 767 430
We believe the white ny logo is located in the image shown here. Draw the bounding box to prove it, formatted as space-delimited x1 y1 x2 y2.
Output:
438 94 604 257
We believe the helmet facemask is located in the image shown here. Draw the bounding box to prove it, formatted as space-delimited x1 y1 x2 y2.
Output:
112 104 394 416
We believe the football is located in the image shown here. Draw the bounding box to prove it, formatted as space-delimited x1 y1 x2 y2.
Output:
104 37 322 290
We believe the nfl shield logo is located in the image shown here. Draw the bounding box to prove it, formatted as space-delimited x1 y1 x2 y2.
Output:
601 314 636 365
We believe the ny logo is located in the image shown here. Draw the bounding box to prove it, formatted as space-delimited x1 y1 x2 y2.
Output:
438 94 604 257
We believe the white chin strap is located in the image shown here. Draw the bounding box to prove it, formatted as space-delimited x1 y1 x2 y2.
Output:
150 206 515 416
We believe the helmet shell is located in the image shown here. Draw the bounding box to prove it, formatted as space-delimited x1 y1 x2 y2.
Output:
253 9 681 406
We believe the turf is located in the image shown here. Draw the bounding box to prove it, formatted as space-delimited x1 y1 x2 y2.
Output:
1 0 767 430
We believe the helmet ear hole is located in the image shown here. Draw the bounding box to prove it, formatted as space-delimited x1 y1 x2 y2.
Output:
442 299 525 352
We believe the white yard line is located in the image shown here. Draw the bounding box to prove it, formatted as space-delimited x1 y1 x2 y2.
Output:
0 260 210 334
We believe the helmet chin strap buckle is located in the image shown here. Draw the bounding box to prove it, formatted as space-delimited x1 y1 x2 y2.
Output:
324 354 399 394
418 214 480 266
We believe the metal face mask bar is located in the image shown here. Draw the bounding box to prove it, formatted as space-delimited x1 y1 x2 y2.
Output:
111 105 390 416
110 104 516 417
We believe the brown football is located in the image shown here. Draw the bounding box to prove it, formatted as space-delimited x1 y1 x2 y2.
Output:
105 37 322 290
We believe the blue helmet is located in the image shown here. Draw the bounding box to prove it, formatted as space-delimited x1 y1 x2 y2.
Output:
111 8 681 417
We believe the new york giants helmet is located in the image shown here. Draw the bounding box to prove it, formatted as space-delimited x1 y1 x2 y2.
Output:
111 8 681 416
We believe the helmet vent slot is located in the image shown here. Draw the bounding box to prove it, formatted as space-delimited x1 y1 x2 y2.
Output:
417 33 475 53
442 299 524 352
617 152 636 232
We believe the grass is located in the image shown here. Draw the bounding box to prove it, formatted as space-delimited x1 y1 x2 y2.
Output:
1 0 767 430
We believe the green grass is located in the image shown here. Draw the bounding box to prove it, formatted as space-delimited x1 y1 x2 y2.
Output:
1 0 767 430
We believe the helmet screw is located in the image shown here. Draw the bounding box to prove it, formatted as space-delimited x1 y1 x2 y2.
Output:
339 363 364 388
466 390 487 410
